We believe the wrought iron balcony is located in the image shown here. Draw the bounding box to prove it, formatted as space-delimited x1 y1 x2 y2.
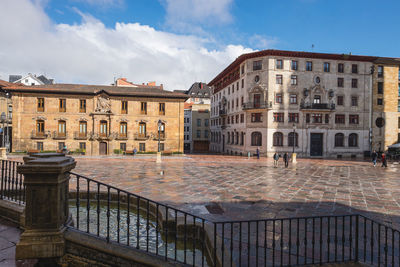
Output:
152 132 166 141
30 130 50 139
219 109 227 116
53 131 68 140
115 132 130 140
134 133 149 140
242 101 272 110
300 103 335 110
74 131 88 140
89 132 114 140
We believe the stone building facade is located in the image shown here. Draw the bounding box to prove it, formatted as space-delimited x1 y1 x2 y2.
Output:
2 83 187 155
209 50 400 158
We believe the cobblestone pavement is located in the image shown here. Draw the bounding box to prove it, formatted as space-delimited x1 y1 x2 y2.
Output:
67 155 400 229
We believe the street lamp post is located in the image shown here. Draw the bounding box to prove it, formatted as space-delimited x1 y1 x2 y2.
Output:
1 112 5 148
292 123 297 163
156 120 162 163
5 92 10 153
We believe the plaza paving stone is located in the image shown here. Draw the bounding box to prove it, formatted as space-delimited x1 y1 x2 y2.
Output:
65 155 400 230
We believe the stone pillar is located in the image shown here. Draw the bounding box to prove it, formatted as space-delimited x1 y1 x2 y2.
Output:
15 153 76 261
0 147 6 160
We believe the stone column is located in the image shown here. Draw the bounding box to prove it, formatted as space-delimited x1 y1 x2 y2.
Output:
15 153 76 261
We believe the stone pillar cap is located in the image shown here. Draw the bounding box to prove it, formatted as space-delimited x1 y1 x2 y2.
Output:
18 153 76 174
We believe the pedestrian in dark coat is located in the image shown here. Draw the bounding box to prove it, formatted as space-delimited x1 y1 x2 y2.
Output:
381 153 387 168
283 152 289 168
273 153 279 167
371 150 378 167
256 147 260 159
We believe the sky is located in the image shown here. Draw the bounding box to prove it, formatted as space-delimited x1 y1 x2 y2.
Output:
0 0 399 90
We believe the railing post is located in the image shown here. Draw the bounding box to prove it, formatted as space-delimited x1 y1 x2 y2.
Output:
355 215 359 262
15 153 76 263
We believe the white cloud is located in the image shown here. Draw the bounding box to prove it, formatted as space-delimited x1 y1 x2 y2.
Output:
161 0 234 33
71 0 124 7
0 0 253 90
249 34 278 50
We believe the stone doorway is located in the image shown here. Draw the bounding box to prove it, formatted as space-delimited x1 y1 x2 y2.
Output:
99 142 107 155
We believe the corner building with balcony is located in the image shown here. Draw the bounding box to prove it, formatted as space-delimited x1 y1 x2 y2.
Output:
4 83 187 155
209 50 399 158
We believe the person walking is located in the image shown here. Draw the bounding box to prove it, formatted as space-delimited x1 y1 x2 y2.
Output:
283 152 289 168
273 152 279 167
256 147 260 159
381 152 387 168
371 150 378 167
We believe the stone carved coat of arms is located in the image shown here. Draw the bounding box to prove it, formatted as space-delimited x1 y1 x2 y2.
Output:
95 96 111 113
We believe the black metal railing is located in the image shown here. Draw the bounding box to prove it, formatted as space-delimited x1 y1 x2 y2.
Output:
0 160 25 204
300 103 335 110
0 159 399 266
242 101 272 110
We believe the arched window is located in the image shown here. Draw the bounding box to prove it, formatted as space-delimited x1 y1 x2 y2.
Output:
273 132 283 146
139 122 146 137
288 132 298 147
120 122 127 137
349 133 358 147
251 132 262 146
335 133 344 147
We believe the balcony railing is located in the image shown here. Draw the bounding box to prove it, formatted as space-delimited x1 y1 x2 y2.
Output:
115 132 130 140
300 103 335 110
242 101 272 110
219 109 227 116
74 132 88 140
53 131 68 140
30 130 50 139
89 132 114 140
152 132 166 141
134 133 149 140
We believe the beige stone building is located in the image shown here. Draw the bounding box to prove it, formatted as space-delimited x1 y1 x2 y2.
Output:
209 49 400 158
2 83 187 155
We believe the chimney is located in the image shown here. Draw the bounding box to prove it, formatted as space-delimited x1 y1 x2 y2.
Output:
148 81 156 86
160 84 163 90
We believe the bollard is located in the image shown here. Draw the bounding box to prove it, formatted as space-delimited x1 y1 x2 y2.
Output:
16 153 76 261
247 152 251 159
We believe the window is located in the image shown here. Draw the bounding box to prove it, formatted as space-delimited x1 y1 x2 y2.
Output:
325 114 329 124
197 119 201 126
59 99 66 112
141 102 147 114
80 99 86 113
273 112 284 122
275 93 282 103
205 119 209 126
378 82 384 94
236 115 239 123
240 114 244 123
337 96 344 106
398 100 400 112
335 115 345 124
288 113 299 123
398 117 400 129
349 115 359 124
276 75 283 84
241 79 244 88
291 75 297 85
251 132 262 146
228 87 230 95
288 132 298 147
241 65 244 74
306 114 310 123
352 64 358 74
121 101 128 114
337 78 344 87
120 143 126 152
196 130 201 138
378 66 384 77
36 120 44 135
159 143 164 151
276 59 283 69
335 133 344 147
253 60 262 71
351 79 358 88
158 103 165 115
306 61 313 71
79 121 87 136
251 113 262 122
100 121 108 136
139 122 146 136
312 114 322 123
351 96 358 106
377 98 383 105
58 120 66 136
289 94 297 104
204 130 209 138
79 142 86 150
313 95 321 104
291 60 298 70
237 82 239 91
273 132 283 146
240 132 244 145
58 142 65 150
139 143 145 152
37 142 43 151
236 98 238 108
120 122 127 137
227 132 230 143
324 62 330 72
338 63 344 73
349 133 358 147
37 98 44 112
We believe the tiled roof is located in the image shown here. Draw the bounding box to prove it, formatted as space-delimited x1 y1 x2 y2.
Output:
208 49 400 86
186 82 211 98
3 83 188 99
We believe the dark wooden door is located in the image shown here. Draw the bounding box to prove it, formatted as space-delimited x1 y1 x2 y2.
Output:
310 133 323 156
99 142 107 155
